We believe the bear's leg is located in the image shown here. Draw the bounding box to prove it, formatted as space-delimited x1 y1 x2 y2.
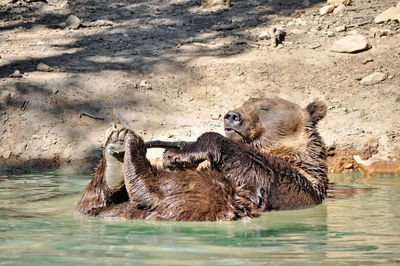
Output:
163 132 225 168
76 129 129 216
123 130 161 209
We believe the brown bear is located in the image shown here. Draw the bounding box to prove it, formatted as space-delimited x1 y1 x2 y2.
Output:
76 97 328 221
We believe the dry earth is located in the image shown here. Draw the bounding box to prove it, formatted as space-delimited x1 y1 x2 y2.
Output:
0 0 399 173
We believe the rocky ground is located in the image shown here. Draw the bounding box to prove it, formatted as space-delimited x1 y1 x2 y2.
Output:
0 0 399 174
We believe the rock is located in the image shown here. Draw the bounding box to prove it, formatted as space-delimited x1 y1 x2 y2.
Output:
309 43 322 49
374 2 400 24
37 62 52 72
362 58 373 64
3 151 11 159
65 15 81 29
335 25 346 32
83 20 114 27
258 30 270 40
258 25 286 47
327 0 352 7
139 80 151 89
360 72 387 85
319 5 334 15
9 70 22 78
333 4 346 14
330 34 371 53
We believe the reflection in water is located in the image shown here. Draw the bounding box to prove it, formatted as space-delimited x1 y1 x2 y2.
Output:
0 172 399 265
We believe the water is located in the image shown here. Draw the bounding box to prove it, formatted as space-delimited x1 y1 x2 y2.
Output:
0 172 399 265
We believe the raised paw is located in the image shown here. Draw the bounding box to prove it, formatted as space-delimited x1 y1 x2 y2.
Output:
105 127 130 156
103 126 130 192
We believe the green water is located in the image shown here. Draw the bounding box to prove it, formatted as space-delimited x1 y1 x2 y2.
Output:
0 172 399 265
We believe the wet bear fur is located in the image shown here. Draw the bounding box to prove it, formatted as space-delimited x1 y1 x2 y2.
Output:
76 97 328 221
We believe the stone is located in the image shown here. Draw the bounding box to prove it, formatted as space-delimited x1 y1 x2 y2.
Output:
328 0 352 7
327 31 335 37
319 5 334 15
374 3 400 24
330 34 371 53
335 25 346 32
83 20 114 27
360 72 387 85
333 4 346 14
258 25 286 47
37 62 52 72
3 151 11 159
9 70 22 78
362 58 373 64
65 15 81 29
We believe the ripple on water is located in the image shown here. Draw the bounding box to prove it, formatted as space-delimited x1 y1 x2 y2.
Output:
0 172 399 265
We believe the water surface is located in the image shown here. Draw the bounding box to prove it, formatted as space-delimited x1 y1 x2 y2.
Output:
0 172 399 265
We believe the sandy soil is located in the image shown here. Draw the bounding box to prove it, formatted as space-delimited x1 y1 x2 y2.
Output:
0 0 399 173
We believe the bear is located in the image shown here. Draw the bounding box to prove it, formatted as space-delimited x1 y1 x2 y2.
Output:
76 97 328 221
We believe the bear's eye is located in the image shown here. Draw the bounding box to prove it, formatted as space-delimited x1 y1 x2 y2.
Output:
260 105 270 111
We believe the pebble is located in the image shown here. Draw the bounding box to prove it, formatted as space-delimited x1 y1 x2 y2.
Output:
84 20 114 27
139 80 151 89
374 2 400 24
362 58 373 64
335 25 346 32
65 15 81 29
333 4 346 14
330 34 371 53
309 43 322 49
319 5 334 16
3 151 11 159
258 25 286 47
360 72 387 85
9 70 22 78
37 62 52 72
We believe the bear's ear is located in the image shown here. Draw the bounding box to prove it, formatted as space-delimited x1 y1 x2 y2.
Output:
305 100 327 124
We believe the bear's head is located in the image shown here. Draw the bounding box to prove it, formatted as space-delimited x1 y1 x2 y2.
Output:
223 97 328 195
223 97 327 162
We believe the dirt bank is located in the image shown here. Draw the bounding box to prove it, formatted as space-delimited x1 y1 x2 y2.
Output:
0 0 399 173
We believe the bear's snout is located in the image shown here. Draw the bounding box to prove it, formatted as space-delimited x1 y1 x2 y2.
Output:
224 111 242 128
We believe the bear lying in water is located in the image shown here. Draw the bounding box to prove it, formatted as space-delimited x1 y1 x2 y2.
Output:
76 97 328 221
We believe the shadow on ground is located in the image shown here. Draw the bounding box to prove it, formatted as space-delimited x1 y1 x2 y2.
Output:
0 0 326 77
0 0 327 172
